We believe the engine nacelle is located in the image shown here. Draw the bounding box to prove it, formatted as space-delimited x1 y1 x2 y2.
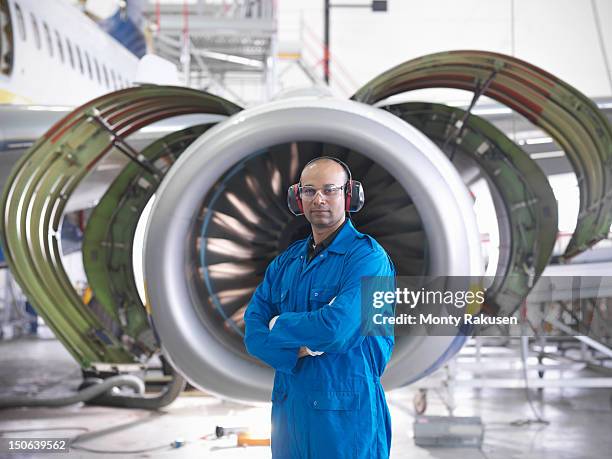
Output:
144 97 483 402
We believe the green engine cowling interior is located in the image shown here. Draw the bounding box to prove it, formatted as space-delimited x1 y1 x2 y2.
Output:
386 102 558 316
0 86 241 369
82 124 217 359
353 50 612 260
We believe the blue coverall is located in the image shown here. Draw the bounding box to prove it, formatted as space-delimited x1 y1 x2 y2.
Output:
244 219 396 458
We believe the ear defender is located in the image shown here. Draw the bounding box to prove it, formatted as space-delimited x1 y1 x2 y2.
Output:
286 156 365 216
287 183 304 216
345 179 365 213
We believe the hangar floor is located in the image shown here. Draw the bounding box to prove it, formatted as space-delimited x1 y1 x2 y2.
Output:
1 334 611 459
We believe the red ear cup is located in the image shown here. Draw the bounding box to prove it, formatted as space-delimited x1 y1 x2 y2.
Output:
296 185 304 214
287 184 304 215
345 180 353 212
347 180 364 212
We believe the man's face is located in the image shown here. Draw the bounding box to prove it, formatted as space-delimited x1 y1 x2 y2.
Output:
299 160 347 229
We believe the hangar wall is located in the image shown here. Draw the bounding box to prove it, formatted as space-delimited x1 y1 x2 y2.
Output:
275 0 612 100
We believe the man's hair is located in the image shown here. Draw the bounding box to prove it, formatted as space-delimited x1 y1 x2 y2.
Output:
300 157 349 185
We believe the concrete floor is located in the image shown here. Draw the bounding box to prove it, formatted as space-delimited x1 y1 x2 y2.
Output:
1 335 611 459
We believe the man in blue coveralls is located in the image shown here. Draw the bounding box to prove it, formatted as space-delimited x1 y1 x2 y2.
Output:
244 156 396 458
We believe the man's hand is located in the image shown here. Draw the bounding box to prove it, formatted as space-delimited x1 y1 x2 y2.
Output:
297 346 310 358
268 315 279 330
270 315 324 358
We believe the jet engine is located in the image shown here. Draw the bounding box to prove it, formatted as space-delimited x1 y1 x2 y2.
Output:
2 51 611 406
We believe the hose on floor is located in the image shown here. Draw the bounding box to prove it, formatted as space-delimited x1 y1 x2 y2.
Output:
0 374 144 409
